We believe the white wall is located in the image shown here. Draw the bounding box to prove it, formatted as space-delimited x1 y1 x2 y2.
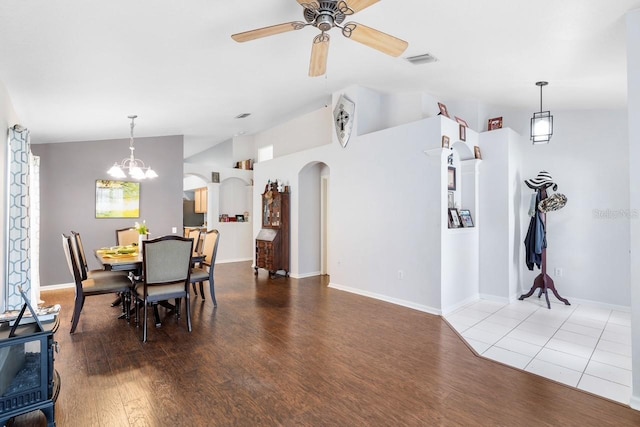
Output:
252 83 635 318
479 128 524 302
254 108 455 313
626 7 640 410
517 110 630 307
254 106 332 158
298 162 324 277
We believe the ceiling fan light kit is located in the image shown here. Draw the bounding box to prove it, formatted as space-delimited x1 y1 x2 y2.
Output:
231 0 408 77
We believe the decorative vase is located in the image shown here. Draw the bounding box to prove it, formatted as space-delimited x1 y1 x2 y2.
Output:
138 234 145 248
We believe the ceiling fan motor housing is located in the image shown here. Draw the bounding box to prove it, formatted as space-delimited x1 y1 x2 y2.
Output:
304 1 346 31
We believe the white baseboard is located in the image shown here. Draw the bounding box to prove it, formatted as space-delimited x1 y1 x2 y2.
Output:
41 282 74 291
217 257 253 264
478 293 512 304
442 294 480 316
630 394 640 411
291 271 321 279
328 282 441 316
514 289 631 312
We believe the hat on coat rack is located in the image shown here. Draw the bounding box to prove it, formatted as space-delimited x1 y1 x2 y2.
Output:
538 193 567 213
525 170 558 191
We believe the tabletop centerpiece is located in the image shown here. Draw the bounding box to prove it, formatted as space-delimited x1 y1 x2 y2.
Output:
134 220 149 248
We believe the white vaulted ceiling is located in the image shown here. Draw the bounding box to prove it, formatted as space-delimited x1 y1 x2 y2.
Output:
0 0 638 156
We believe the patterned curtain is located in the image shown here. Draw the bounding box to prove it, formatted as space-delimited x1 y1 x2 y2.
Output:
29 153 40 305
5 125 31 310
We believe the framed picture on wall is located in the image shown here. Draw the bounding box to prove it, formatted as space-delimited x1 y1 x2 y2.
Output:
95 180 140 218
442 135 450 149
448 208 462 228
455 116 469 127
459 209 474 227
438 102 450 118
448 191 455 208
448 166 456 191
459 124 466 141
212 172 220 183
488 116 503 131
474 146 482 159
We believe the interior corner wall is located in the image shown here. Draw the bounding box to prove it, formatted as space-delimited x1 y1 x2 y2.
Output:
184 138 233 167
254 106 332 159
0 80 19 312
31 135 184 286
298 163 322 276
232 134 255 164
626 7 640 410
518 110 630 307
479 128 524 301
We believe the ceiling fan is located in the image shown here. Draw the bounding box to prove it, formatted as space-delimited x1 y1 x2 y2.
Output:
231 0 408 77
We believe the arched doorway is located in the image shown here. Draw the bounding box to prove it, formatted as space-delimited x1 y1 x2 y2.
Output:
298 161 330 276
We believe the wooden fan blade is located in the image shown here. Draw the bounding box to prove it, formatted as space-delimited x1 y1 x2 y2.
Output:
296 0 319 7
231 22 304 43
342 22 408 57
344 0 380 13
309 33 330 77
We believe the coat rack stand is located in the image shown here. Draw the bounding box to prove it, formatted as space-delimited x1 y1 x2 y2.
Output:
519 188 571 309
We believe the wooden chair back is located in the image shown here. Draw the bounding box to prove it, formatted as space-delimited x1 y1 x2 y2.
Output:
200 229 220 268
116 227 140 246
186 228 202 255
70 231 89 280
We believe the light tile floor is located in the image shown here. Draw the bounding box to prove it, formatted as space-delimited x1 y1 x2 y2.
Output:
445 297 632 405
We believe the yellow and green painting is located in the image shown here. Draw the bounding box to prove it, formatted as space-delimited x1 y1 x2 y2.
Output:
95 180 140 218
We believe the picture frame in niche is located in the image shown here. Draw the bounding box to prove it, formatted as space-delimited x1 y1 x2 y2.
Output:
447 166 456 191
212 172 220 183
442 135 450 149
488 116 503 131
235 214 245 222
459 124 466 141
448 191 455 209
474 146 482 159
437 102 450 118
454 116 469 127
448 208 462 228
95 180 140 218
459 209 474 227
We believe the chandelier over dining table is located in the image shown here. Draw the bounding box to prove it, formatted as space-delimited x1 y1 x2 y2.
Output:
107 115 158 180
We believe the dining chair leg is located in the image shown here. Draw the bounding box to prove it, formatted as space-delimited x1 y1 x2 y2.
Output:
153 304 161 327
199 282 205 300
70 295 84 333
191 283 198 297
186 293 192 332
142 300 148 342
175 298 181 321
135 298 140 326
210 281 217 307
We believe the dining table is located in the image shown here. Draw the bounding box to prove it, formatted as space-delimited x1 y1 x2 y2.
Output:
94 244 204 325
94 246 143 273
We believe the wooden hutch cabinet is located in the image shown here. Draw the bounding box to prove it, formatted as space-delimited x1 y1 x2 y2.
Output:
255 181 290 277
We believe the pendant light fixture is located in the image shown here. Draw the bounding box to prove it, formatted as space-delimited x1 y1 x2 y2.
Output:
530 81 553 144
107 115 158 180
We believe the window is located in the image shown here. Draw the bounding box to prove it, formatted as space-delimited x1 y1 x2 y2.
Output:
257 145 273 163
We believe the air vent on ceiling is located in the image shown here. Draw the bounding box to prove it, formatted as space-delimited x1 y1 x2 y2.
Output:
405 53 437 65
235 113 251 119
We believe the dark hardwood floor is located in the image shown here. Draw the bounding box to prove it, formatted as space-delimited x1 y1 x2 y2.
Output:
10 261 640 426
